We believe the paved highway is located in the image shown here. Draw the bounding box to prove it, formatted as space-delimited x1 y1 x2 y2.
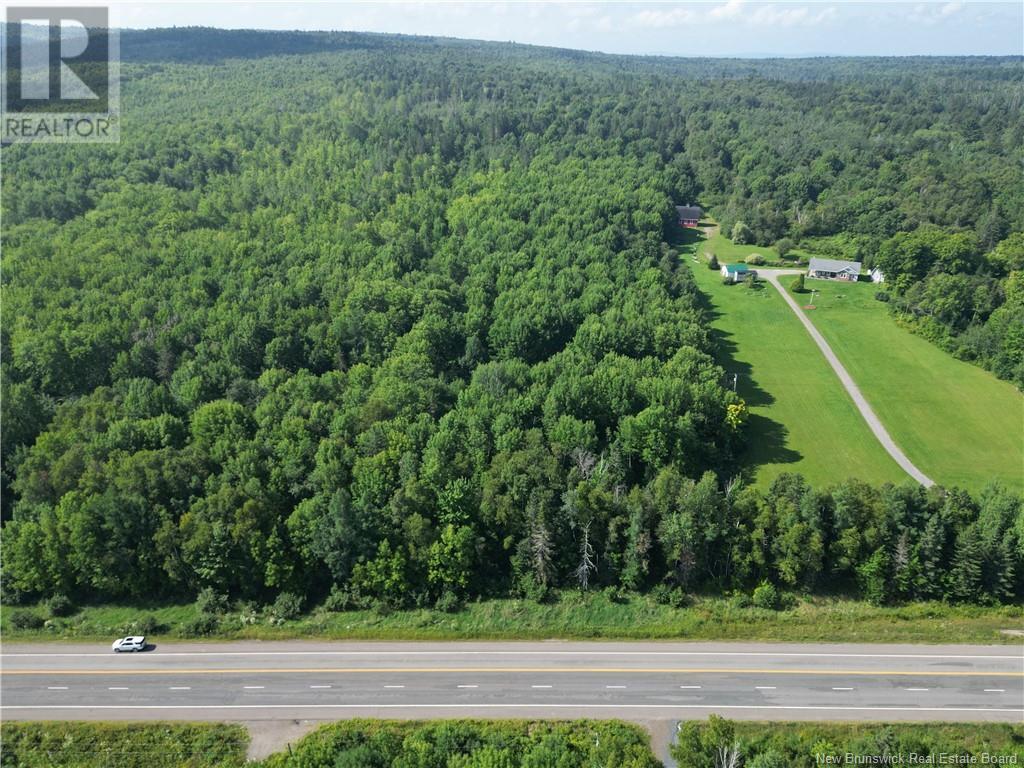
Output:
2 641 1021 722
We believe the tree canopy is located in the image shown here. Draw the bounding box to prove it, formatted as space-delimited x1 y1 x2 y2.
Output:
2 29 1021 609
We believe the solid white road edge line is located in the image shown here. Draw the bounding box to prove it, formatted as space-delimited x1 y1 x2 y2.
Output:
3 704 1022 713
7 651 1019 660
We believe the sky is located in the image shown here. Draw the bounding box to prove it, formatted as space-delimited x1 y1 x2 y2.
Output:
32 1 1024 57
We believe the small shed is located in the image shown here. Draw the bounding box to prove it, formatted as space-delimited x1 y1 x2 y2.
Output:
721 263 753 283
807 257 862 281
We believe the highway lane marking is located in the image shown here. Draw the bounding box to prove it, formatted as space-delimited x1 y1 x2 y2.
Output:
5 704 1022 714
309 685 331 689
6 651 1019 660
457 685 478 688
606 685 627 689
46 686 67 690
6 667 1018 677
905 688 929 692
755 686 777 690
384 685 405 689
679 686 702 689
243 686 265 690
532 685 552 689
832 687 854 691
169 686 191 690
108 687 129 691
985 689 1006 693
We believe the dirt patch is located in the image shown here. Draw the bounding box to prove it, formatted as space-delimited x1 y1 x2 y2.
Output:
239 719 325 761
639 718 678 768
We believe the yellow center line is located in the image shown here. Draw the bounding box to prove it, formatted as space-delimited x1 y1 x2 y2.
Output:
1 667 1020 677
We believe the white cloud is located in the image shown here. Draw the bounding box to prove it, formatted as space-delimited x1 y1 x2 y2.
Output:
629 2 837 30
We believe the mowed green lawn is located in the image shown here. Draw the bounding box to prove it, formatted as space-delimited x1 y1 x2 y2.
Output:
679 233 906 488
799 279 1024 494
700 231 818 265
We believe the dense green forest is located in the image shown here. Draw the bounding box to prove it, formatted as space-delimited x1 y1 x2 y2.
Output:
2 29 1022 612
871 229 1024 383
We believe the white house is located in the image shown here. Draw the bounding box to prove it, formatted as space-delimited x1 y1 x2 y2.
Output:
720 263 754 283
870 267 885 283
807 257 861 281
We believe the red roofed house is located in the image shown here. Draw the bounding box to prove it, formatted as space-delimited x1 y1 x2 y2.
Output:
676 204 702 228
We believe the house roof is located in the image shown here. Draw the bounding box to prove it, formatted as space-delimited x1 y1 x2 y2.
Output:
723 264 750 273
808 257 862 274
676 205 702 220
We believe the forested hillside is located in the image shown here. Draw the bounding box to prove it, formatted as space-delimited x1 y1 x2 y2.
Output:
2 29 1021 611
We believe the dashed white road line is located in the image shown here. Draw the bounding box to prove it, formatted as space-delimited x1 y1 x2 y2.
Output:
605 685 627 689
679 685 702 689
108 687 129 691
755 686 777 690
531 685 553 689
46 686 68 690
309 685 331 689
169 686 191 690
243 686 265 690
832 687 854 691
457 685 478 689
7 703 1021 715
905 688 929 692
984 689 1006 693
384 685 405 689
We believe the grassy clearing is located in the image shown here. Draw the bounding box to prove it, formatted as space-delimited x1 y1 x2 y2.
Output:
698 231 819 266
797 279 1024 494
3 592 1021 645
676 229 906 488
0 722 248 768
677 720 1024 766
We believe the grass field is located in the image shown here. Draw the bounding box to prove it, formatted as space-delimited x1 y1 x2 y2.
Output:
0 722 248 768
4 592 1021 645
676 230 906 488
796 279 1024 494
700 231 815 265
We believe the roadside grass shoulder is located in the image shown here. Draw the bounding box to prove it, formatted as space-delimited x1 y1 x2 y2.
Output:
3 592 1021 645
796 279 1024 494
0 722 248 768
